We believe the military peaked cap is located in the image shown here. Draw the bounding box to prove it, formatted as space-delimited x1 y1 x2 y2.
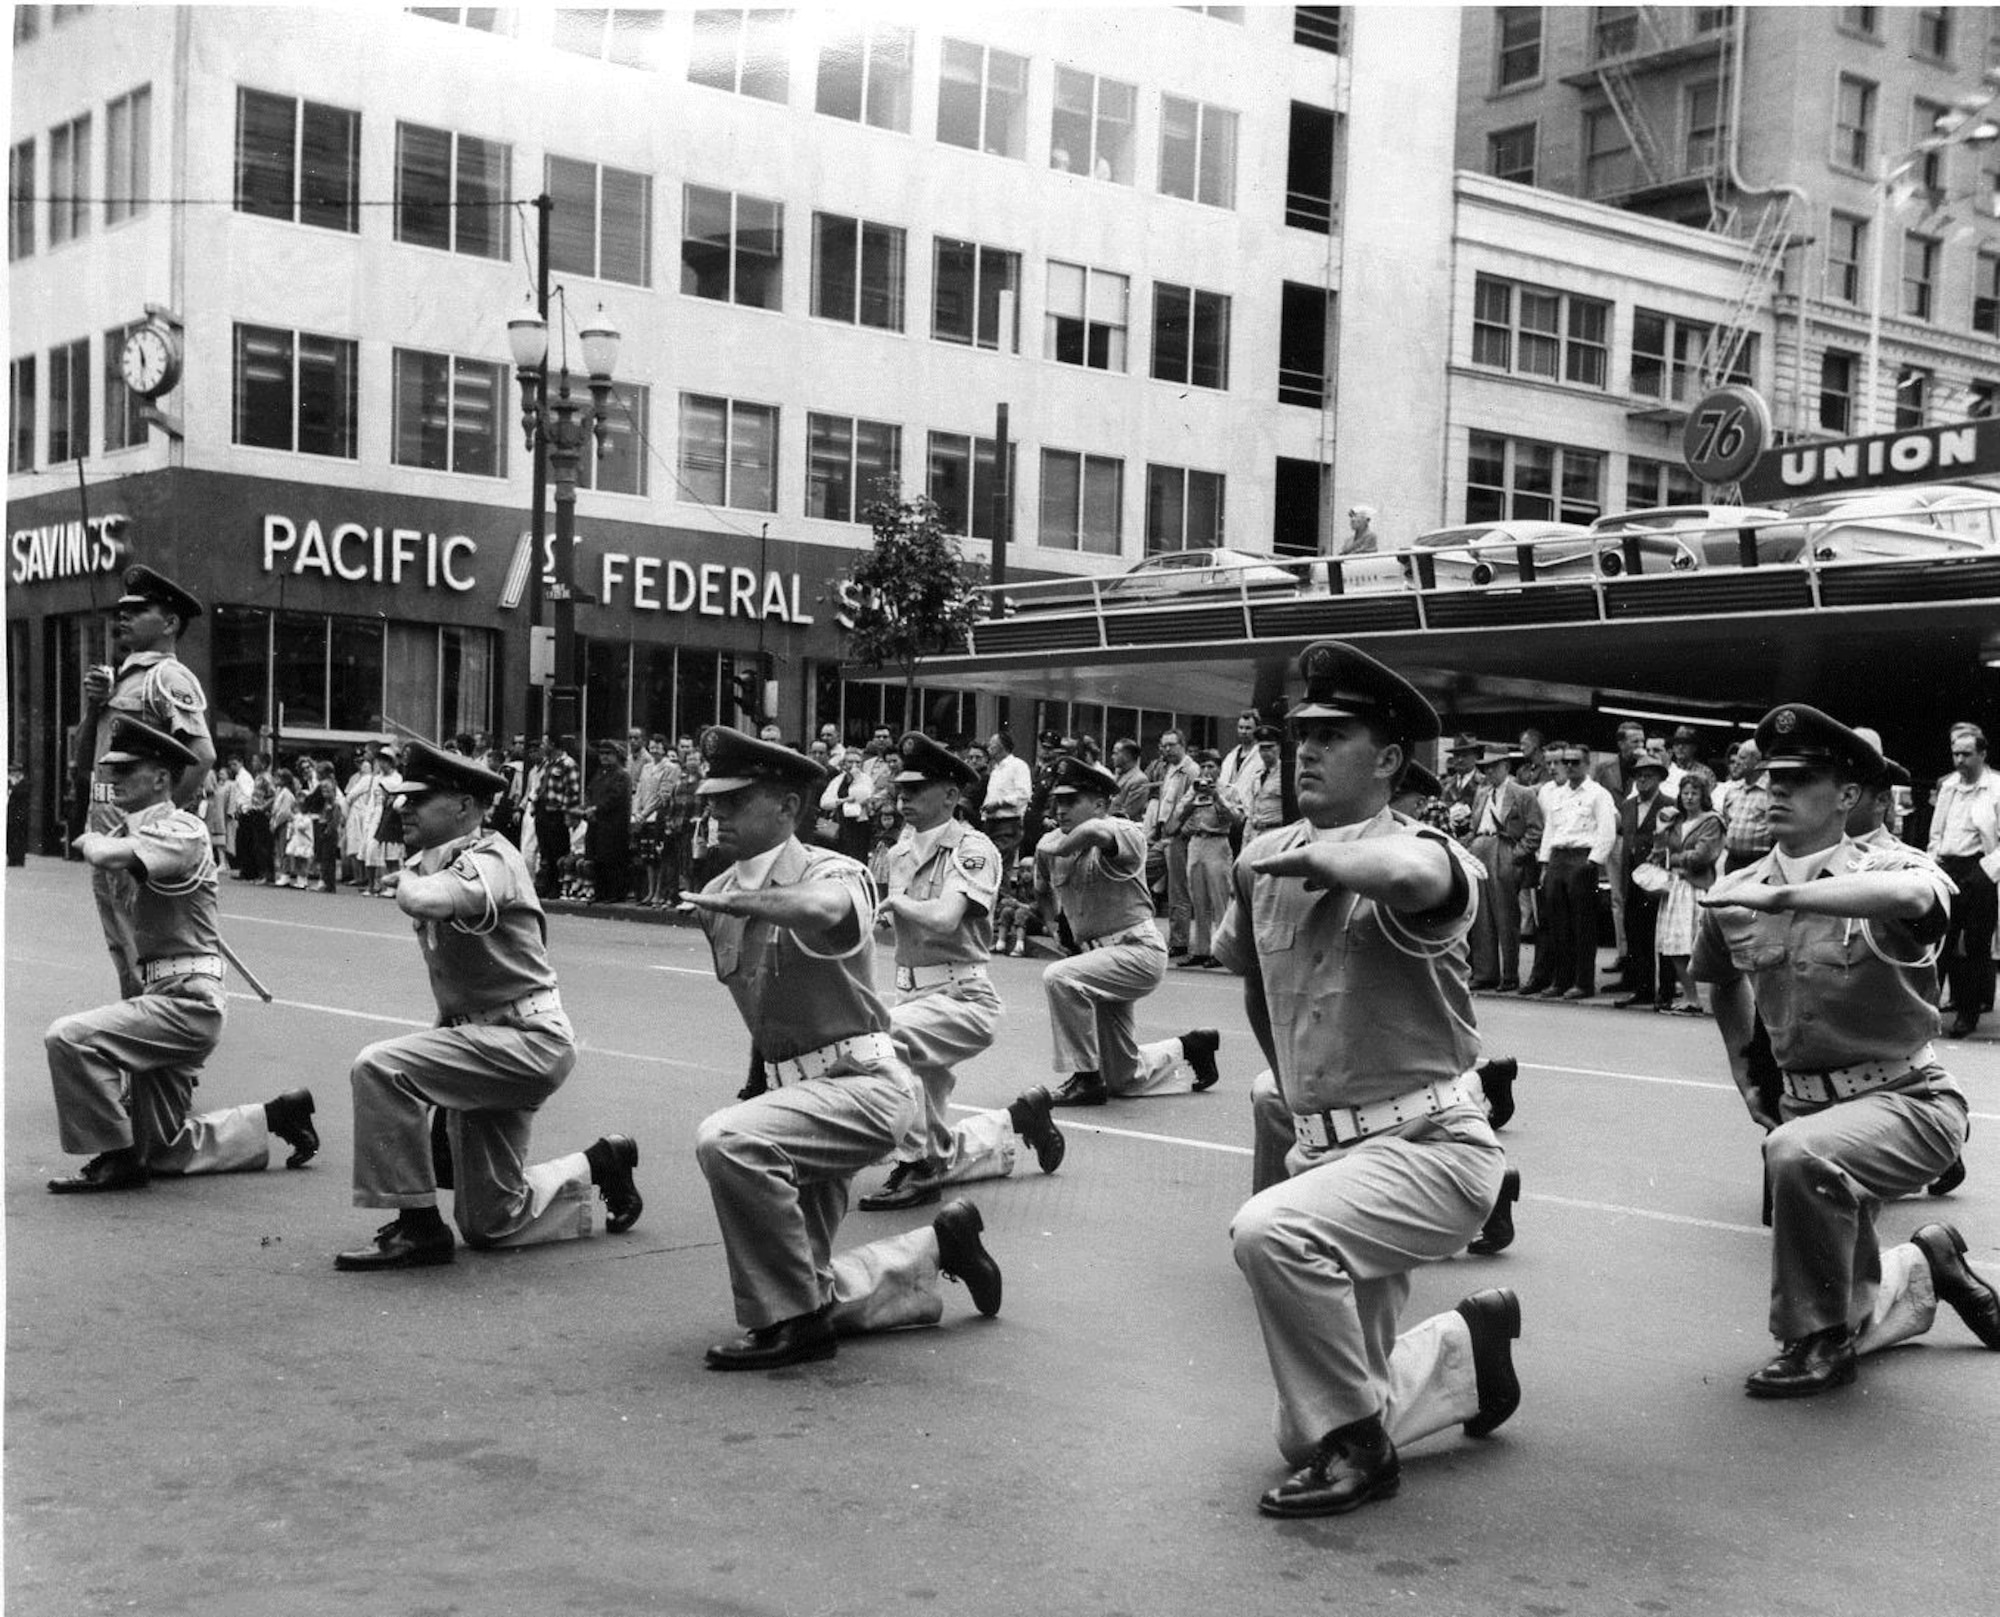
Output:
1047 756 1120 799
894 731 978 792
1399 761 1442 800
1754 704 1883 780
116 564 203 623
1289 640 1441 746
390 739 508 801
696 726 829 795
98 714 199 773
1851 727 1913 791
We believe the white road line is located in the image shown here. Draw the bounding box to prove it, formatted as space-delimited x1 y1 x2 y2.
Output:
1529 1061 1733 1092
221 911 406 942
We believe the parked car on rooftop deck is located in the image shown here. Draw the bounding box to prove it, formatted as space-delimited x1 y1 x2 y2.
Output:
1585 505 1792 573
1762 483 2000 562
1095 547 1309 603
1404 519 1599 587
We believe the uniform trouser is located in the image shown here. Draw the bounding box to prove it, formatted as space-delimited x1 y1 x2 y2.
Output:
45 988 271 1172
1044 940 1186 1095
1937 856 1996 1018
1622 882 1661 999
1231 1110 1505 1466
1466 836 1522 985
1185 836 1233 956
887 979 1015 1183
1764 1076 1967 1342
349 1020 593 1249
1164 837 1192 951
1535 849 1598 993
697 1059 942 1329
90 862 143 1000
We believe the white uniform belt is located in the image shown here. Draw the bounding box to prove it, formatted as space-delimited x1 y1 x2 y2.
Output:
139 954 223 985
91 781 117 803
1293 1071 1483 1149
445 988 564 1028
894 962 989 991
1781 1044 1936 1105
1081 925 1162 952
768 1031 896 1087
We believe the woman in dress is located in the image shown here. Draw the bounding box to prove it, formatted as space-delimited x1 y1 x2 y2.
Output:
341 750 378 887
1654 772 1724 1014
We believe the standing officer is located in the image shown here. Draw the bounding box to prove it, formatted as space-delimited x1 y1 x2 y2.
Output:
76 566 216 998
1039 754 1220 1106
683 729 1003 1371
1217 641 1520 1519
334 740 641 1270
1692 705 2000 1398
45 717 317 1193
858 732 1066 1212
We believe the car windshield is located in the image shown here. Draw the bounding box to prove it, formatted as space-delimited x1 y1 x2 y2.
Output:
1592 509 1716 531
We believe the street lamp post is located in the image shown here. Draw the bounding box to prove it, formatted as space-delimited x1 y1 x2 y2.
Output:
507 299 621 748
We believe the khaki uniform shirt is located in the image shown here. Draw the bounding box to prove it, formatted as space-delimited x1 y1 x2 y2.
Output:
1049 816 1155 942
885 818 1002 967
404 831 559 1022
121 800 223 973
88 652 210 832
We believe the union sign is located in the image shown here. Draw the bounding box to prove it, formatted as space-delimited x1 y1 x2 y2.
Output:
1740 419 2000 503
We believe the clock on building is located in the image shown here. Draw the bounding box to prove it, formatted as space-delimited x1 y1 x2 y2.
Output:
118 320 183 399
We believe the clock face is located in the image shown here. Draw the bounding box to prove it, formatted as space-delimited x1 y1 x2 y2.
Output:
119 324 177 398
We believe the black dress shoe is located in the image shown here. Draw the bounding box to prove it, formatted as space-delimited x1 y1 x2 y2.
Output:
1051 1071 1109 1107
1182 1028 1222 1091
585 1134 643 1233
1945 1015 1979 1039
1611 995 1647 1009
858 1158 945 1212
1467 978 1500 992
1257 1415 1401 1518
1479 1057 1518 1130
1744 1325 1856 1398
1007 1086 1066 1174
1516 981 1548 998
264 1087 319 1168
48 1149 150 1195
705 1309 837 1371
1929 1157 1967 1197
933 1199 1001 1316
1912 1223 2000 1349
1457 1288 1522 1436
1497 978 1520 993
334 1215 455 1271
1468 1169 1520 1256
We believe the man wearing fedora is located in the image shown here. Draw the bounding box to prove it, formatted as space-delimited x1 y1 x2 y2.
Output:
334 739 642 1271
683 728 1004 1370
856 732 1066 1213
1610 753 1672 1009
76 565 215 998
1466 743 1541 993
1694 704 2000 1398
1217 640 1519 1519
45 716 317 1194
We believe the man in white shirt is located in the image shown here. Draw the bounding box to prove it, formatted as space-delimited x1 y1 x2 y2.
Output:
1521 743 1618 1000
981 729 1033 870
1217 711 1263 804
1927 722 2000 1038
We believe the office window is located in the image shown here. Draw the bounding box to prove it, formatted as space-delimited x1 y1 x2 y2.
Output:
551 7 664 67
1045 261 1129 371
927 431 1014 540
1151 283 1230 390
1159 96 1238 208
104 85 150 225
1685 80 1724 170
234 89 359 231
1582 106 1635 198
1913 6 1951 60
1487 123 1537 184
688 9 791 102
1626 455 1702 510
1632 309 1751 401
1293 7 1343 53
47 114 89 246
811 212 905 330
392 349 507 477
938 39 1028 159
1593 6 1637 60
1145 464 1225 554
806 413 901 523
1975 254 2000 336
1039 449 1122 554
1818 348 1856 434
547 155 650 284
681 185 782 309
1466 433 1602 524
1470 276 1608 387
1278 282 1329 407
1834 75 1875 171
1273 457 1322 556
932 237 1021 351
47 338 88 463
1970 380 1999 420
102 321 148 452
1894 366 1930 429
816 19 912 131
679 394 777 511
9 139 32 260
395 122 509 258
1837 7 1878 36
1051 67 1135 182
1495 8 1542 88
1827 212 1865 304
1286 102 1338 231
407 9 515 32
1902 233 1938 320
578 383 648 495
1912 99 1952 191
232 324 359 458
9 357 34 472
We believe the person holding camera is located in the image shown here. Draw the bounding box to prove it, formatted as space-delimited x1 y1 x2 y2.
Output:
1170 749 1244 970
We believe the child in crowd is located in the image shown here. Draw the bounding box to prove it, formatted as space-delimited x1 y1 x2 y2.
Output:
993 859 1037 957
559 811 594 902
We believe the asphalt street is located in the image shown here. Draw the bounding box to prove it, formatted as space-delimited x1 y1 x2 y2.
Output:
6 859 1998 1617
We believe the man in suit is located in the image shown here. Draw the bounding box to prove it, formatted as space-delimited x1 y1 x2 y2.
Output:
1467 745 1542 992
1612 756 1671 1008
1593 721 1646 971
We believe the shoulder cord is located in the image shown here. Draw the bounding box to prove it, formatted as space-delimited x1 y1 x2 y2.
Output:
1373 836 1475 961
446 846 503 936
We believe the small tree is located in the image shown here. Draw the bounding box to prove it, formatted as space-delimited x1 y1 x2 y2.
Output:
842 485 988 711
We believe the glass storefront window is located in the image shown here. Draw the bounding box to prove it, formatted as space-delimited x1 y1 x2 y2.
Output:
439 625 492 740
272 609 328 730
330 616 385 731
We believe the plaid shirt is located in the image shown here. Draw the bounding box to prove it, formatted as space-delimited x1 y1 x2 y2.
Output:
1723 780 1773 858
531 749 582 815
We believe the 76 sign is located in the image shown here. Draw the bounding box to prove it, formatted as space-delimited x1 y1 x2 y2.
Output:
1682 385 1771 485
